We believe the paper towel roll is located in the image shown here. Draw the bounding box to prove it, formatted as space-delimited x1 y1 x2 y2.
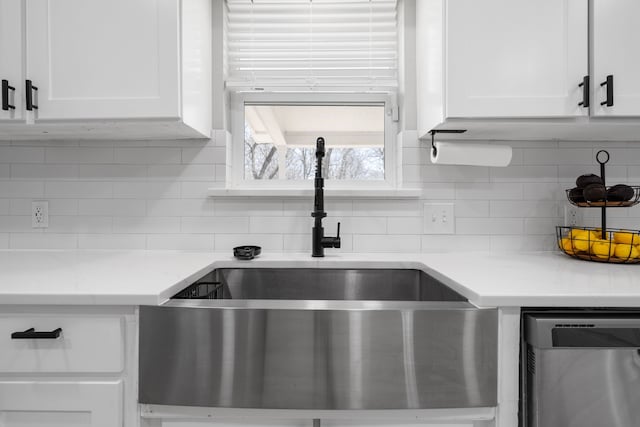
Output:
430 142 512 167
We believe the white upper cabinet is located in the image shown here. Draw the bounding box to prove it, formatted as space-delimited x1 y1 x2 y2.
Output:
0 0 24 121
0 0 211 140
25 0 180 121
592 0 640 116
445 0 588 119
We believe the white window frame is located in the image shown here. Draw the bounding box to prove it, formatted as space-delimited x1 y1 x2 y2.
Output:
229 91 399 192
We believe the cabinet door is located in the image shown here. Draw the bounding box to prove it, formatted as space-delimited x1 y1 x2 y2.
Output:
592 0 640 116
24 0 180 120
0 0 24 121
0 381 122 427
446 0 588 118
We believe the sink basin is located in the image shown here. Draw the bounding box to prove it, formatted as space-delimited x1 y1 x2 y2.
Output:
182 268 468 302
139 267 497 411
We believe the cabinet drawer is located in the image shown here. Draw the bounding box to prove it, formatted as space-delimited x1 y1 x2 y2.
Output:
0 315 124 373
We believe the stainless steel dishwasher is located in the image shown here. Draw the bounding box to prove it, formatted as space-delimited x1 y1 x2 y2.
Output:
524 312 640 427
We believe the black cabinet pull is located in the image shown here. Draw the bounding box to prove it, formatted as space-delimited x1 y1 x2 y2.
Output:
2 79 16 111
25 79 38 111
11 327 62 339
578 75 589 108
600 75 614 107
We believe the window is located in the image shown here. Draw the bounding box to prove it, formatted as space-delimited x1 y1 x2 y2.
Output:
225 0 399 192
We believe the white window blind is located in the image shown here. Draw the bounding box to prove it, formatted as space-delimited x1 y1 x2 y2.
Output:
225 0 398 90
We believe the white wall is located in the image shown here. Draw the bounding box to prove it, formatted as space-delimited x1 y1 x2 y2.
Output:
0 132 638 252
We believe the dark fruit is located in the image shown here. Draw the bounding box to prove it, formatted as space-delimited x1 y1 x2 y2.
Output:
607 184 635 202
583 183 606 202
568 187 585 203
576 174 603 188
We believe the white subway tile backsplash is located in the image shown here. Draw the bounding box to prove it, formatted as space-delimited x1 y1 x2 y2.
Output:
45 181 113 198
78 199 146 217
249 216 309 234
45 147 113 164
78 164 146 180
423 165 490 183
455 218 523 235
181 216 249 234
113 181 180 199
2 133 639 252
490 201 559 218
0 216 33 232
420 235 488 252
522 183 563 201
0 200 9 215
524 148 593 165
490 235 556 252
10 199 78 216
353 200 422 217
455 200 490 218
147 199 214 217
214 233 283 251
11 164 79 180
78 234 146 250
218 199 284 217
387 217 421 235
0 147 45 163
182 147 226 164
0 181 44 198
524 218 561 235
490 165 557 183
146 234 214 251
10 233 78 249
114 217 181 234
353 234 420 253
455 183 523 200
114 147 181 164
47 216 112 233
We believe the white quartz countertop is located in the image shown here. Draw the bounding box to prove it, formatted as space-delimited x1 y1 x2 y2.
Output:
0 250 639 307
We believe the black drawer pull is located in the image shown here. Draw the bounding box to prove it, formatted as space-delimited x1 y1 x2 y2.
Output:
11 327 62 339
26 79 38 111
600 75 614 107
578 75 589 108
2 79 16 111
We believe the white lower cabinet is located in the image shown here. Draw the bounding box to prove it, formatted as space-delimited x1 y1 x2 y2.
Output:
0 307 137 427
0 380 122 427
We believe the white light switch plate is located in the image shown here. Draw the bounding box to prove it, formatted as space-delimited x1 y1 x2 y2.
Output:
423 203 455 234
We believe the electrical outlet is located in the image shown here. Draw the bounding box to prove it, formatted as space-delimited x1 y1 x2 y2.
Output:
423 203 455 234
32 200 49 228
564 205 582 227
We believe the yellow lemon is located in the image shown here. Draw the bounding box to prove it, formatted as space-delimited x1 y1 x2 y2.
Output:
590 239 616 259
560 237 575 255
614 244 640 260
570 230 591 252
614 231 640 245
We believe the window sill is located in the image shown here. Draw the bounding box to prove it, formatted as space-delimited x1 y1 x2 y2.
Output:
207 188 422 199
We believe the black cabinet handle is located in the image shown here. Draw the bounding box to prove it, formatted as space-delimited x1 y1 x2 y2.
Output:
600 75 614 107
2 79 16 111
25 79 38 111
11 327 62 339
578 75 589 108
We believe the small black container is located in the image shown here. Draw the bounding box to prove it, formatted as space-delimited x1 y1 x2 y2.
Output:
233 245 261 260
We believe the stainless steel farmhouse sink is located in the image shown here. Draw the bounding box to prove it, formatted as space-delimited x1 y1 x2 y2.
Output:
139 268 498 411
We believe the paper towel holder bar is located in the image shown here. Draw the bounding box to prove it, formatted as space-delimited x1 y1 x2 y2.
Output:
429 129 467 156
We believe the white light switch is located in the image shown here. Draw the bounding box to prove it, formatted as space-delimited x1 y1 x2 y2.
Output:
423 203 455 234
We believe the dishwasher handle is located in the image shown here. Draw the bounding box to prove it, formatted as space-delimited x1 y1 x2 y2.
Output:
552 327 640 348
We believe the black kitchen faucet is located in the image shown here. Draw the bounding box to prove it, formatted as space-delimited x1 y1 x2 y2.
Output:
311 137 340 257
